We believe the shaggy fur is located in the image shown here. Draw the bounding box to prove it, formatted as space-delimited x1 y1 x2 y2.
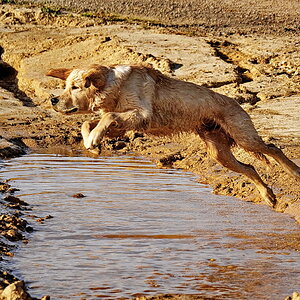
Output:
47 64 300 207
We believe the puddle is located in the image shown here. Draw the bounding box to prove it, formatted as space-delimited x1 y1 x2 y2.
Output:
1 153 300 299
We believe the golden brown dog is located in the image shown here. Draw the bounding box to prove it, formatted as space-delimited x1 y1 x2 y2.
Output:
47 64 300 207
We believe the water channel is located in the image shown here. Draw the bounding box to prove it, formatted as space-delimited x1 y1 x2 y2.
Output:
1 153 300 299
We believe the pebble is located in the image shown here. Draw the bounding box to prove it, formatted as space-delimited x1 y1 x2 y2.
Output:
72 193 86 198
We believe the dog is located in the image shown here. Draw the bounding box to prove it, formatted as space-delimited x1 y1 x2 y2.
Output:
47 64 300 207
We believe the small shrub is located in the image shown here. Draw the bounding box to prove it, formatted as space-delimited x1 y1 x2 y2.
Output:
41 6 62 16
0 0 16 4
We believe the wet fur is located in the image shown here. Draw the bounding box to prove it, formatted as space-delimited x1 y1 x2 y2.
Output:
47 64 300 207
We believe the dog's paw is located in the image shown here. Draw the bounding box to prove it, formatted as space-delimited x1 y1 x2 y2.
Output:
88 147 101 155
84 139 91 150
262 187 277 208
85 130 103 150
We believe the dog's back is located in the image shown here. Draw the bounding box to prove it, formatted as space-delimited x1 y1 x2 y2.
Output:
141 67 259 146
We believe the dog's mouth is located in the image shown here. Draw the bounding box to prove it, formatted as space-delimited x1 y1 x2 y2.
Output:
64 107 79 114
53 106 79 114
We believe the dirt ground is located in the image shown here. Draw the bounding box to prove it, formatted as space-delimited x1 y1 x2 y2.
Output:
0 1 300 299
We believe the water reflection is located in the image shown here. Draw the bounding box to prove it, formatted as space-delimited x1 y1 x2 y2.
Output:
1 153 300 299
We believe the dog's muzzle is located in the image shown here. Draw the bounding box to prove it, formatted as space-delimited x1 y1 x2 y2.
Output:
50 96 79 114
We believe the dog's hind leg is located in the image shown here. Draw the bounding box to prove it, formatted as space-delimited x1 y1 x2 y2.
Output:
198 128 276 207
219 108 300 179
242 142 300 179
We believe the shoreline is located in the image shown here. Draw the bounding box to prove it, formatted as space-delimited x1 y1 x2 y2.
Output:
1 145 300 300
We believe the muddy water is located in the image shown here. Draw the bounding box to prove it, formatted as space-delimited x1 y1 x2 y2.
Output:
1 153 300 299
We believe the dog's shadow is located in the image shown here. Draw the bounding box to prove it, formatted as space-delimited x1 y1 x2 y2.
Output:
0 46 35 107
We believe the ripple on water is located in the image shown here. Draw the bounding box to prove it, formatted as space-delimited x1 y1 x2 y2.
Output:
1 153 300 300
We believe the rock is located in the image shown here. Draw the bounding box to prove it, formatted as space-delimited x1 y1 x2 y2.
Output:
0 214 29 241
112 141 127 150
36 215 54 223
6 188 20 194
0 215 27 231
2 229 23 242
0 138 27 159
0 281 31 300
0 183 11 193
72 193 86 198
158 152 183 167
3 196 29 207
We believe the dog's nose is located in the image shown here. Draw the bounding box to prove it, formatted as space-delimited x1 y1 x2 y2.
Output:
51 97 59 106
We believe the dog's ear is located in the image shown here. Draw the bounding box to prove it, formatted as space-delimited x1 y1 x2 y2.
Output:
46 68 72 80
83 66 109 90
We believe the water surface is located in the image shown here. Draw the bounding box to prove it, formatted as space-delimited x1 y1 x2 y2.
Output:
1 153 300 299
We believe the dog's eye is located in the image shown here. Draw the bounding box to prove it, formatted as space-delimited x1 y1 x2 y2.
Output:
71 86 79 90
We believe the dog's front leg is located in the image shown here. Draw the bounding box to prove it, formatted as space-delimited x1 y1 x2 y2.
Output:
85 113 118 150
81 120 101 149
85 109 149 150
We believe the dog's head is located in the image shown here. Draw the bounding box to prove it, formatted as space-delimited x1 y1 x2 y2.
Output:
46 66 109 114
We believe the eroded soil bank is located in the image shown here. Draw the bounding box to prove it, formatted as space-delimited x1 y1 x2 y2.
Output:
0 1 300 299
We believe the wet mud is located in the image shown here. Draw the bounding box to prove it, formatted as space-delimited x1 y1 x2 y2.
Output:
0 1 300 299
